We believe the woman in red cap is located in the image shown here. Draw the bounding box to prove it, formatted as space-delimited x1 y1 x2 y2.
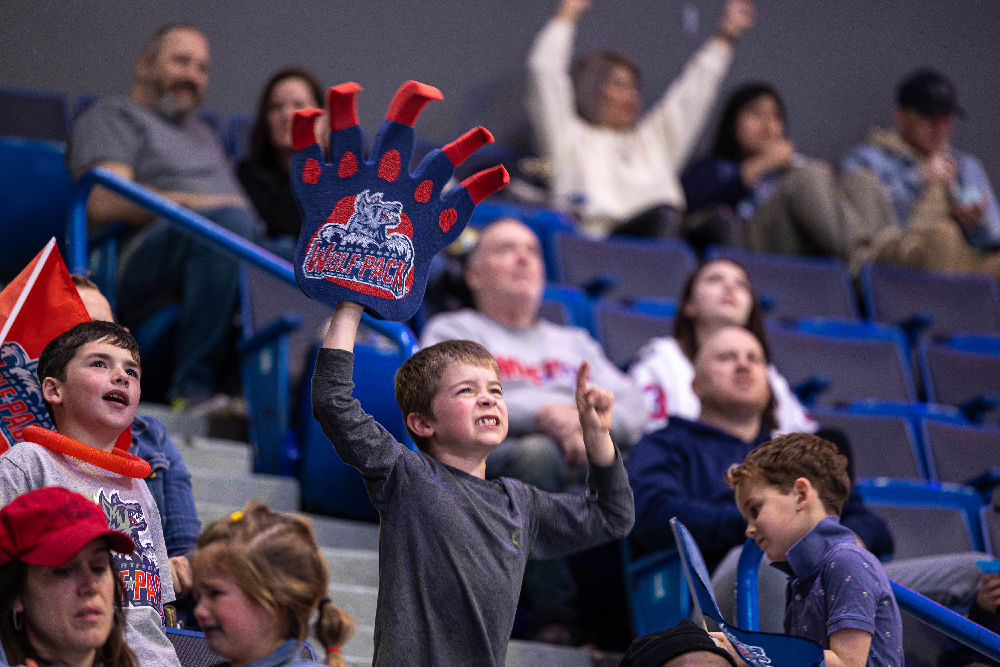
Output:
0 486 138 667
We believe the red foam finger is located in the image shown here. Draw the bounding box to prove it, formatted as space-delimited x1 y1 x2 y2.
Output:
327 82 363 131
443 126 495 167
460 165 510 205
385 80 443 127
292 109 323 151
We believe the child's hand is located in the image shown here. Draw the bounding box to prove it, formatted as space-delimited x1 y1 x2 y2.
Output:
575 361 616 466
709 632 749 667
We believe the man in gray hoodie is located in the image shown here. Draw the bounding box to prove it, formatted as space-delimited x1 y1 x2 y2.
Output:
421 217 644 642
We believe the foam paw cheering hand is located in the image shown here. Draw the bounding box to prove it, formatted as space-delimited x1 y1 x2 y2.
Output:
290 80 509 321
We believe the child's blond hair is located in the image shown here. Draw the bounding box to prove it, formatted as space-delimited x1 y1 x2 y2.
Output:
726 433 851 515
193 501 354 667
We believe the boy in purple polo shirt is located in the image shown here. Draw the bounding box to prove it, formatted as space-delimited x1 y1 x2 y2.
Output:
725 433 903 667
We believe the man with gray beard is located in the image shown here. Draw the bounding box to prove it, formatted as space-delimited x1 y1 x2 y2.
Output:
68 24 263 405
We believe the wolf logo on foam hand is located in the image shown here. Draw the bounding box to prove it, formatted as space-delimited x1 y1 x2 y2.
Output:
0 342 54 451
98 490 164 616
303 189 416 300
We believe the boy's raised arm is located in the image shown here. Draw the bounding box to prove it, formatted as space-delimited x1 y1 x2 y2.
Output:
322 301 365 352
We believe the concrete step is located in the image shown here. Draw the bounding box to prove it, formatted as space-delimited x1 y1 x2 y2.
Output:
328 581 377 627
138 403 210 438
505 640 594 667
322 547 379 588
174 435 253 474
189 470 299 511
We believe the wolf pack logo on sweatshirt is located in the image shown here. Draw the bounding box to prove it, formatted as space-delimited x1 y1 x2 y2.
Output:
302 189 415 300
98 489 164 619
0 342 54 450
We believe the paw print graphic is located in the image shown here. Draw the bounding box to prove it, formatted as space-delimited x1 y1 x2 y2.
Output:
290 80 509 321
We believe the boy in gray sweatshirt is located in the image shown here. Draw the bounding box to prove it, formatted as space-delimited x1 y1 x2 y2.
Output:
313 301 634 667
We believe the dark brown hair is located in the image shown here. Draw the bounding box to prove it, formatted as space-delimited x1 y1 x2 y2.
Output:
711 83 787 161
141 23 202 61
571 51 641 125
194 501 354 667
247 67 324 175
673 259 770 362
0 550 137 667
726 433 851 515
37 322 141 421
70 273 100 291
394 340 499 451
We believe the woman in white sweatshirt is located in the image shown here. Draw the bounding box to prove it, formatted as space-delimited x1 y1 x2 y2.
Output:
526 0 755 237
628 258 817 435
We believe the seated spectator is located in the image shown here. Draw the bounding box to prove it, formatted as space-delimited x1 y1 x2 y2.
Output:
237 67 325 247
842 69 1000 282
619 619 737 667
420 217 644 643
682 84 894 260
725 434 903 667
0 321 181 667
0 487 139 667
628 259 815 435
526 0 755 237
72 275 200 595
192 500 353 667
627 326 988 636
68 23 263 405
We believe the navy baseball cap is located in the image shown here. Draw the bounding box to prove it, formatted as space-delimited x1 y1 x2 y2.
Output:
897 69 964 118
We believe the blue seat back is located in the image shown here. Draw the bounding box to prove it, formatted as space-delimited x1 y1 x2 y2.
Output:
554 233 696 304
226 113 256 162
0 86 69 143
767 323 917 406
619 541 690 638
922 418 1000 485
593 301 675 369
921 340 1000 425
855 478 986 558
0 137 74 282
298 338 408 522
810 406 926 479
862 262 1000 338
708 246 858 322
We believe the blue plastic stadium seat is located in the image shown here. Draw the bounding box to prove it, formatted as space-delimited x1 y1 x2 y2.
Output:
541 284 591 332
922 418 1000 485
921 339 1000 425
810 406 926 480
0 137 74 282
0 86 70 143
854 478 986 559
593 301 676 369
861 262 1000 339
707 246 859 322
554 233 697 304
619 541 690 638
767 321 917 407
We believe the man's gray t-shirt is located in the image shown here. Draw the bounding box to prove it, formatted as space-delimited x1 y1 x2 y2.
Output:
67 96 245 199
0 442 181 667
312 349 634 667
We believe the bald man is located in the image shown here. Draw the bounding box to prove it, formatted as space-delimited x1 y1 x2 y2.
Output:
421 217 644 642
68 24 262 405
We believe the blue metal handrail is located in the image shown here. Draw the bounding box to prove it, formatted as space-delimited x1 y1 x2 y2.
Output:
66 167 419 363
735 537 1000 661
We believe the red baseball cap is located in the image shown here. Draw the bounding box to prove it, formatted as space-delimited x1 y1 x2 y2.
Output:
0 486 135 567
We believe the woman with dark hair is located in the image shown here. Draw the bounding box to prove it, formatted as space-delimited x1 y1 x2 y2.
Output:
681 84 894 260
237 68 326 242
628 259 815 435
526 0 755 238
0 487 137 667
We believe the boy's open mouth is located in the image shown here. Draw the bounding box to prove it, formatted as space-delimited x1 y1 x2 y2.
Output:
103 390 129 407
474 416 501 428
